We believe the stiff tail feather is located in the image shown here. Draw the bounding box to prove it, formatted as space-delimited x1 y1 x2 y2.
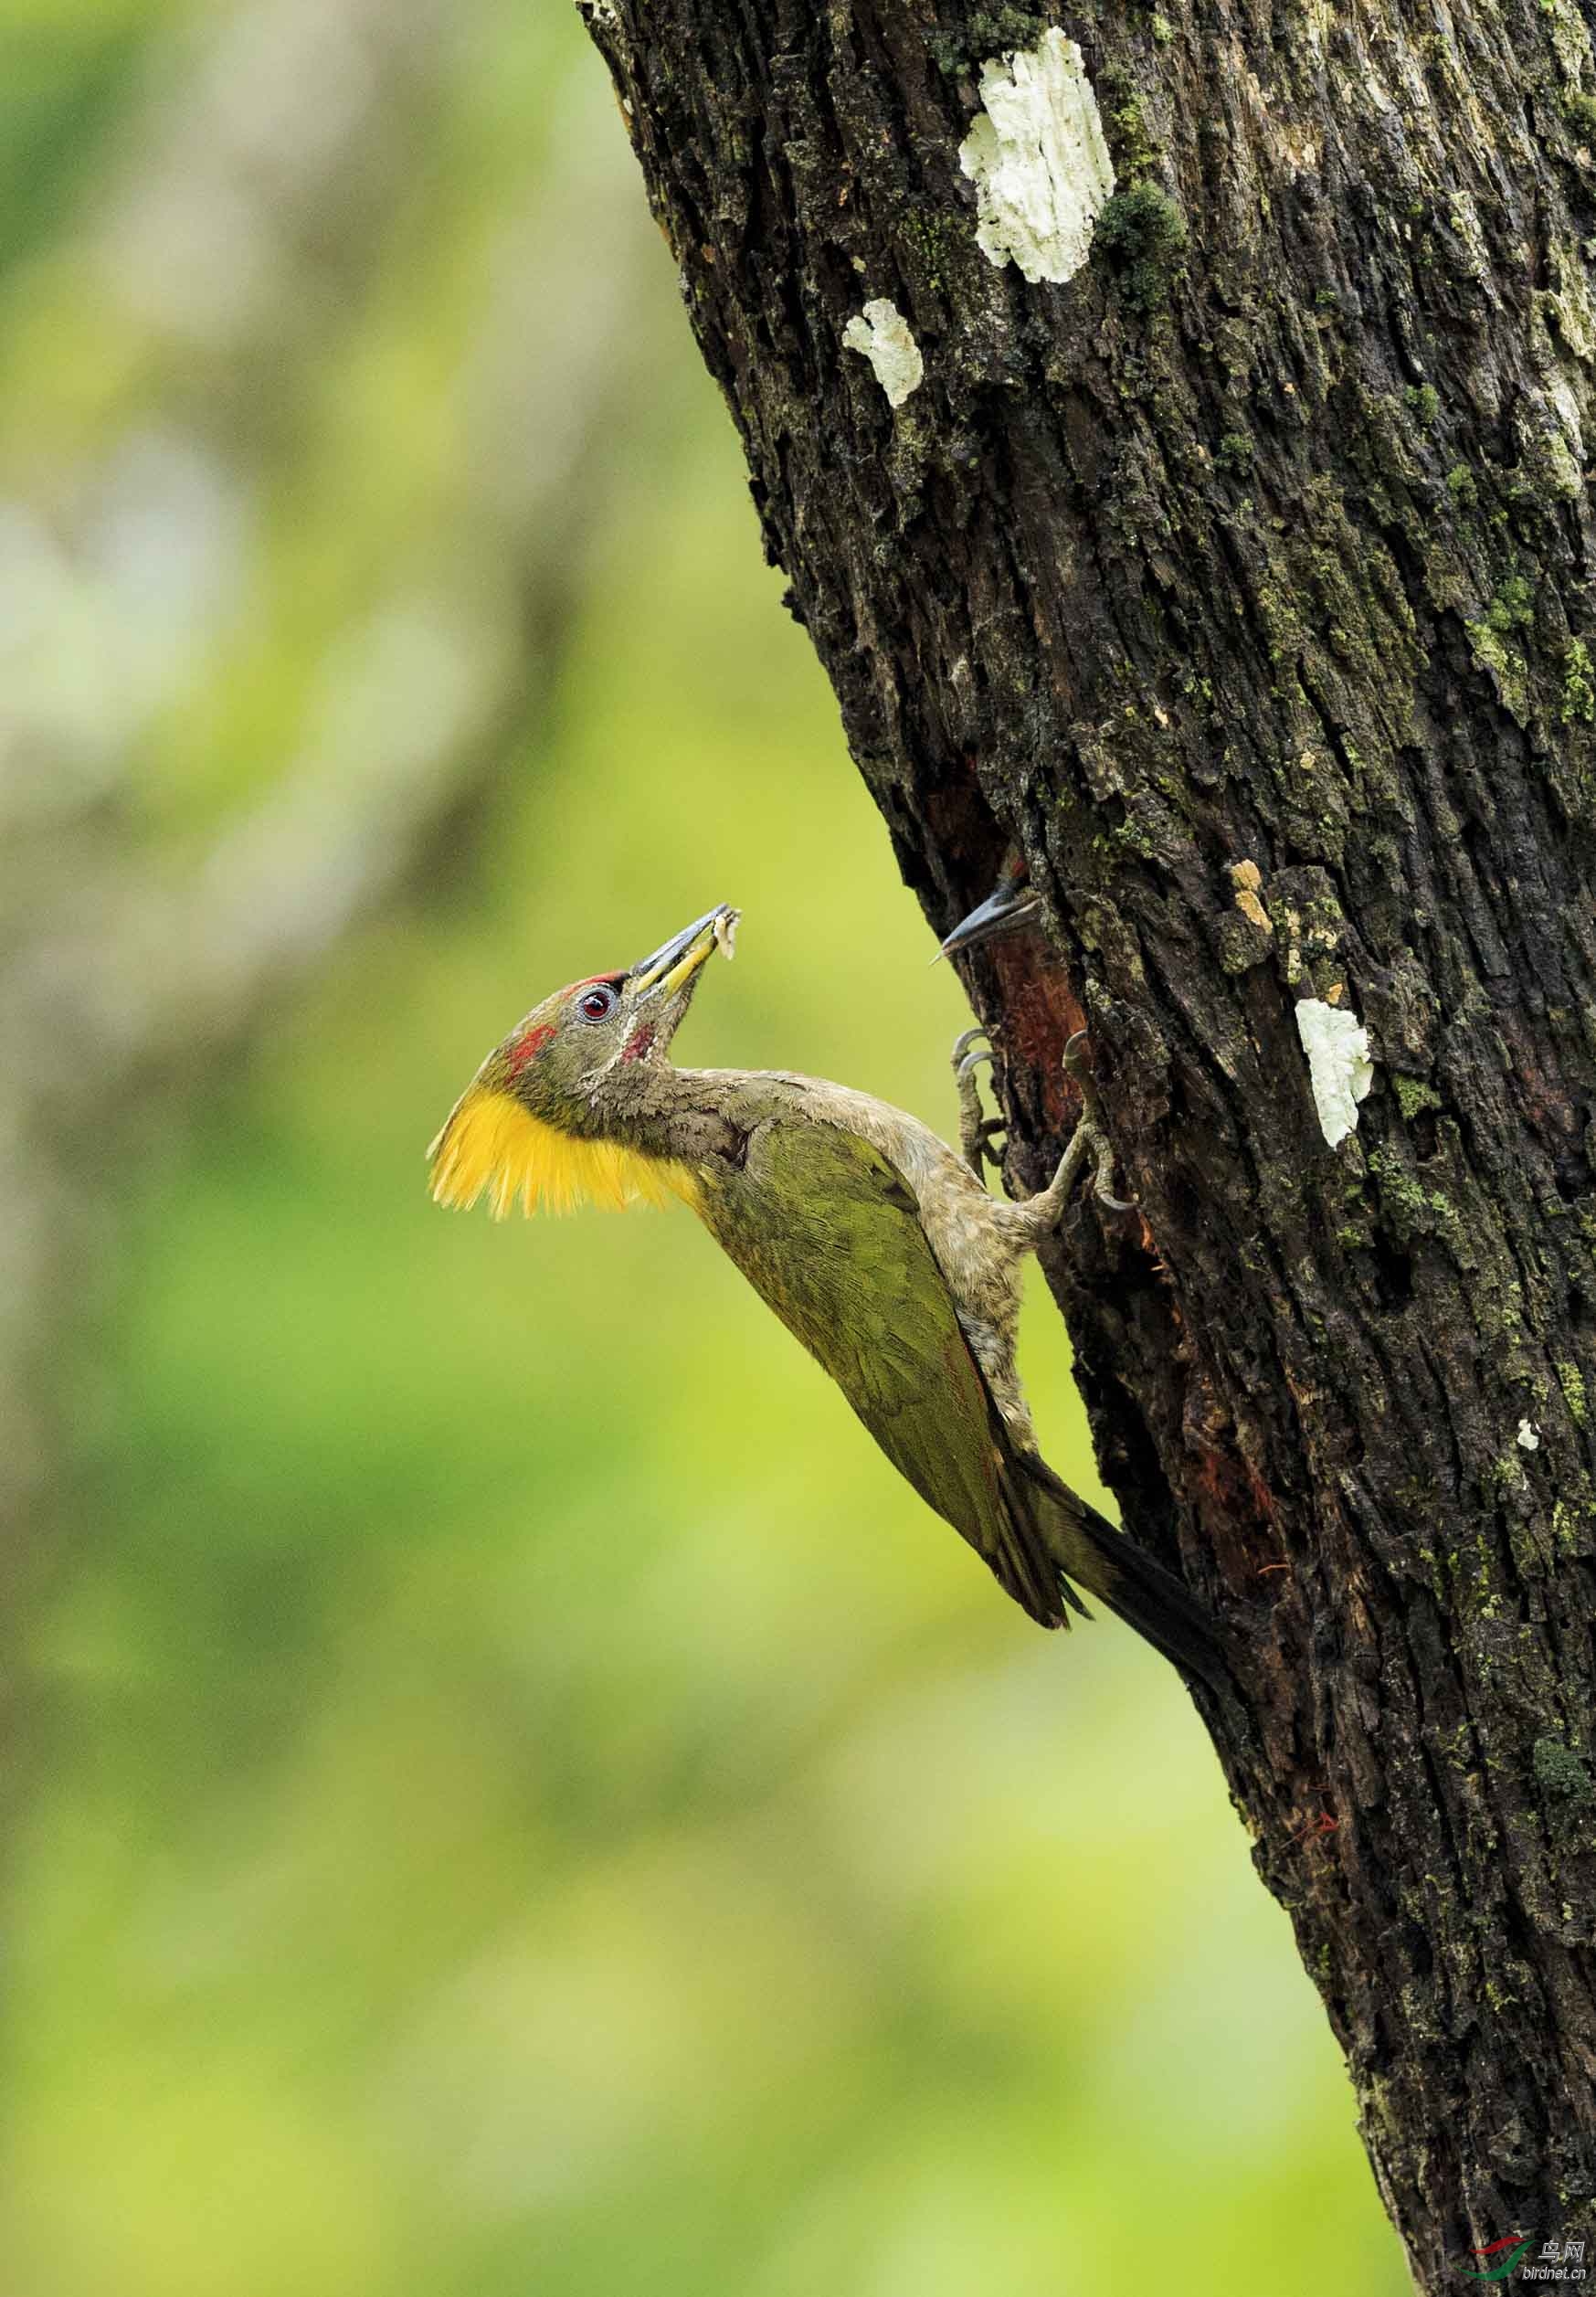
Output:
1012 1453 1230 1688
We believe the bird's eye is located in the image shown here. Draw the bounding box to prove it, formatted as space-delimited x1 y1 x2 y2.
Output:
577 986 616 1022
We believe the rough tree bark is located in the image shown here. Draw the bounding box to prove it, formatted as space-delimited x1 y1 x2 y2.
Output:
579 0 1596 2282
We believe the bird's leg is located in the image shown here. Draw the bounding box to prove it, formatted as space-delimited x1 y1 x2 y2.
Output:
1012 1031 1134 1237
951 1026 1006 1177
1066 1028 1136 1215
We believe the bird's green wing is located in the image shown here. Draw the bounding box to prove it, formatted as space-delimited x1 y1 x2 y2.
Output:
694 1117 1064 1625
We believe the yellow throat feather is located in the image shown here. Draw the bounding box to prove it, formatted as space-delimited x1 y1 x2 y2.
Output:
427 1085 696 1219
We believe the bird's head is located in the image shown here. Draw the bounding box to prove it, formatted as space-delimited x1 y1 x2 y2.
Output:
428 904 737 1218
935 850 1041 959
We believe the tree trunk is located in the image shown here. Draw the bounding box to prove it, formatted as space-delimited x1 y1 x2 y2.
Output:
580 0 1596 2281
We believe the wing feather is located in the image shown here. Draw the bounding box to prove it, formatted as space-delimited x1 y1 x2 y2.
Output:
696 1119 1064 1625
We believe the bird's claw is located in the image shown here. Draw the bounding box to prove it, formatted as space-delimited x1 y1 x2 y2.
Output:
952 1025 1001 1176
1088 1137 1135 1214
1039 1030 1136 1221
957 1021 1133 1210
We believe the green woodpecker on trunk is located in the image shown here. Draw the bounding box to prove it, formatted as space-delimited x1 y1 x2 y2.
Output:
428 905 1223 1683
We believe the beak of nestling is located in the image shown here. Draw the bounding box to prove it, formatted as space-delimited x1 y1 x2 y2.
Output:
622 903 740 1056
934 857 1041 960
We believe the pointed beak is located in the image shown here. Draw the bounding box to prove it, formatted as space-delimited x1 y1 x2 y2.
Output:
631 904 739 1000
934 873 1041 961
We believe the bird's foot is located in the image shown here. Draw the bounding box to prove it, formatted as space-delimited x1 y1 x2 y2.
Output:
1020 1032 1134 1231
1059 1031 1134 1214
951 1026 1004 1176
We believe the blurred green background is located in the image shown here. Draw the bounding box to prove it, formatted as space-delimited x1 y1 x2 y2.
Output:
3 4 1405 2292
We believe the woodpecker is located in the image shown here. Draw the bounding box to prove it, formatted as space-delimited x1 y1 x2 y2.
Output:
935 850 1042 960
428 905 1221 1680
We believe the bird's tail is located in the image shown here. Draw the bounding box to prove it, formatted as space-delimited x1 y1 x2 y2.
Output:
1012 1452 1231 1688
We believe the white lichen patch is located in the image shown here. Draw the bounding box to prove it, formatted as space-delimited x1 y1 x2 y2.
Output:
957 28 1115 285
1295 997 1375 1148
1518 1419 1541 1452
841 299 924 407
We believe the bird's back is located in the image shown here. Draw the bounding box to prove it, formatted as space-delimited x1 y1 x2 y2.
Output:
689 1095 1226 1680
691 1104 1069 1625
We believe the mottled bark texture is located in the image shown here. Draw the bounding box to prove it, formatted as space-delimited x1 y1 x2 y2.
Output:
581 0 1596 2281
